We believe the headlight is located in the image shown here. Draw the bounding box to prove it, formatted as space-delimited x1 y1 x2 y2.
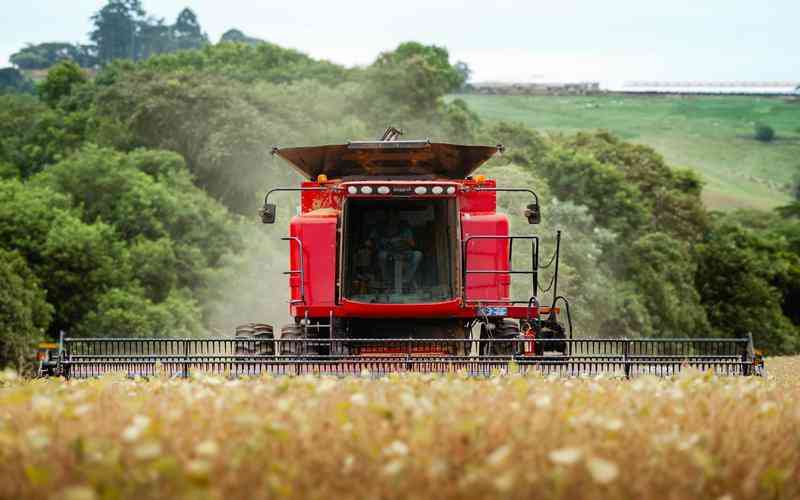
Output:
360 186 373 194
446 186 456 194
414 186 428 195
347 186 358 194
377 186 390 194
431 186 444 195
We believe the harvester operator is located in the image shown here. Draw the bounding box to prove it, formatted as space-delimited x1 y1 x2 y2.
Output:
368 212 423 289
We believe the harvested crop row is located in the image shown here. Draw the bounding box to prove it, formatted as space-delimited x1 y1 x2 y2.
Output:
1 357 798 500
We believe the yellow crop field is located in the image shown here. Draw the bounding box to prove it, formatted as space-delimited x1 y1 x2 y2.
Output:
1 358 799 500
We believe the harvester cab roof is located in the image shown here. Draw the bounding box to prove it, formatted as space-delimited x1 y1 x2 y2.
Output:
272 140 502 180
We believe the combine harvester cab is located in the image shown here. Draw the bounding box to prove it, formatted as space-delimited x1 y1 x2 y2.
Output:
56 129 763 378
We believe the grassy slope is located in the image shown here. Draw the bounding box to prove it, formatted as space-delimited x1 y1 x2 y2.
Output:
452 94 800 210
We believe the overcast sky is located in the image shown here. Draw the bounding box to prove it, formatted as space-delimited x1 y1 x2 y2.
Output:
1 0 796 83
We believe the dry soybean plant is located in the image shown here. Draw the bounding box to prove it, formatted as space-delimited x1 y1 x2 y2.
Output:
1 358 799 500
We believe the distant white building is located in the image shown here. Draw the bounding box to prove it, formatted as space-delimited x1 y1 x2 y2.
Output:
616 81 800 95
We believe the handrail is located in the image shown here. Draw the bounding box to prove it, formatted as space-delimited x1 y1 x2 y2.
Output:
471 187 539 206
263 186 328 205
282 237 306 304
462 235 539 305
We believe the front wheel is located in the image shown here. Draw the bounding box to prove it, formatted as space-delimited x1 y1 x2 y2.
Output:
279 324 306 355
537 319 567 355
479 319 519 356
235 323 274 355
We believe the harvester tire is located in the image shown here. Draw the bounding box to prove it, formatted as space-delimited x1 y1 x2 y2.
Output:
235 323 275 355
279 324 306 356
480 319 519 356
538 320 567 355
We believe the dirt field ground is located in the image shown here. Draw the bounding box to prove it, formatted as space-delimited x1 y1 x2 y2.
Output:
1 357 798 500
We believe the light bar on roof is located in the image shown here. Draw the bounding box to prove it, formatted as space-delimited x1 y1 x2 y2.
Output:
343 184 457 196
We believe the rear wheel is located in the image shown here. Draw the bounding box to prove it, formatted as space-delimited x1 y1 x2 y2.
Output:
235 323 274 355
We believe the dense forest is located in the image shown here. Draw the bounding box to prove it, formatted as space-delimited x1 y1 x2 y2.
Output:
1 1 799 369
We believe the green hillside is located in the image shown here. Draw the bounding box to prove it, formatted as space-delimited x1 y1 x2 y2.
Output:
450 94 800 210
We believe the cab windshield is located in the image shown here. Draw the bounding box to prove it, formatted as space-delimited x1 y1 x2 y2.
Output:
343 198 457 304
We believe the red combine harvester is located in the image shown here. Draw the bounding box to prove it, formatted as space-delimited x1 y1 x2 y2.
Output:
45 129 762 378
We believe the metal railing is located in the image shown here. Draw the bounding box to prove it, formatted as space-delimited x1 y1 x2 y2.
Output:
462 235 540 304
461 230 563 308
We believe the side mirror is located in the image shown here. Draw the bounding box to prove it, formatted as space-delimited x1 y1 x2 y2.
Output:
260 203 276 224
524 202 540 224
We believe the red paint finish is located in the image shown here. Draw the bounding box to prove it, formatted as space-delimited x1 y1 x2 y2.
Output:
461 212 511 303
459 179 496 212
288 214 337 311
291 303 551 320
301 181 342 213
286 177 518 320
337 298 464 318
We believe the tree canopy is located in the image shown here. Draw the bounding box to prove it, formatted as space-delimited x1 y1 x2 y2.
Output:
9 42 97 70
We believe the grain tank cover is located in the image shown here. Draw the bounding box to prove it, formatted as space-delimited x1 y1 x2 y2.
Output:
272 141 501 180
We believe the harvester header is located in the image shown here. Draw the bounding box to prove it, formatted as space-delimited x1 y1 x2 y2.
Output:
40 128 763 379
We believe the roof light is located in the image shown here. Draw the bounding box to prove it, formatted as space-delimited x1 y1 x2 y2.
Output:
316 174 328 183
446 186 456 194
431 186 444 195
347 186 358 194
360 186 373 194
414 186 428 195
377 186 390 194
474 174 486 184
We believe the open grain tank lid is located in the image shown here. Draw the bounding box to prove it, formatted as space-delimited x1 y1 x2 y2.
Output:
272 140 502 180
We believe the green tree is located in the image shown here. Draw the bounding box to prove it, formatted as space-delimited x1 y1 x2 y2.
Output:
219 29 265 46
171 8 208 51
0 249 53 370
477 121 548 167
0 144 229 344
376 42 466 93
754 123 775 142
137 19 172 59
540 146 648 238
32 145 241 293
90 0 146 63
0 68 34 94
626 233 710 337
92 68 368 212
453 61 471 90
695 222 799 353
556 131 708 240
361 42 467 122
0 179 126 336
76 287 202 338
0 94 89 178
38 60 87 107
10 42 97 69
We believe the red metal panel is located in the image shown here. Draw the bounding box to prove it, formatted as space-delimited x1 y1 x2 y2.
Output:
459 179 496 213
461 212 510 303
335 299 463 318
291 303 551 320
288 214 337 311
301 181 342 213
